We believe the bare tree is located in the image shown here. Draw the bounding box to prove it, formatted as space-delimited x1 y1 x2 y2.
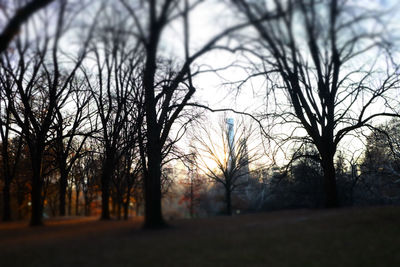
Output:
0 70 26 221
79 142 101 216
0 131 23 221
360 119 400 203
191 116 258 215
83 5 143 220
50 77 93 216
120 0 254 228
179 150 205 218
232 0 400 207
0 0 94 225
111 117 142 220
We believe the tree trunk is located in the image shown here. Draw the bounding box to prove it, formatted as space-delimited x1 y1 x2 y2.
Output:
225 186 232 216
2 176 11 221
1 140 12 221
84 197 89 216
142 21 166 228
67 186 72 216
59 170 67 216
100 163 111 220
143 143 165 228
144 166 165 228
75 188 80 216
16 188 24 220
123 201 129 220
135 201 140 217
30 159 43 226
117 199 121 220
111 193 117 217
143 145 164 227
142 118 164 227
321 155 338 208
84 195 91 216
123 189 131 220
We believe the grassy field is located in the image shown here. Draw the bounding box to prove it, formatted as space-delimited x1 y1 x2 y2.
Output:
1 206 399 267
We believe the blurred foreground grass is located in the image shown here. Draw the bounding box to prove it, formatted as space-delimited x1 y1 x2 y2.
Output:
0 206 399 267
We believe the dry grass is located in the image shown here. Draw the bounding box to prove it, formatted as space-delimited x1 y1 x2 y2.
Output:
1 206 400 267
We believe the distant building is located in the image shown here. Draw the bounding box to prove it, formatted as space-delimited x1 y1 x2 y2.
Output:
226 118 250 182
226 118 235 170
226 118 253 211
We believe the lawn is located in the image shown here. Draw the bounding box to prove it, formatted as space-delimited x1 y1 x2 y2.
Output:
1 206 399 267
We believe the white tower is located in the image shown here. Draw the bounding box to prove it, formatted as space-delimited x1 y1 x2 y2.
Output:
226 118 234 169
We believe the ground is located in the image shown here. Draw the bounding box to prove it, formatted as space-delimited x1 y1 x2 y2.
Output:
0 206 399 267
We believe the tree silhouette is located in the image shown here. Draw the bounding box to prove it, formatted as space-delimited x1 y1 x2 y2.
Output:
0 0 54 54
0 0 95 225
232 0 400 207
83 5 143 219
121 0 252 228
192 116 258 215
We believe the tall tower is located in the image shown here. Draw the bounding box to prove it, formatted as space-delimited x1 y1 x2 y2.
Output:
226 118 234 169
226 118 234 148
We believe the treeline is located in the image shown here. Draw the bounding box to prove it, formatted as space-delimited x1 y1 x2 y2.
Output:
173 119 400 218
264 120 400 210
0 135 144 220
0 0 206 227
